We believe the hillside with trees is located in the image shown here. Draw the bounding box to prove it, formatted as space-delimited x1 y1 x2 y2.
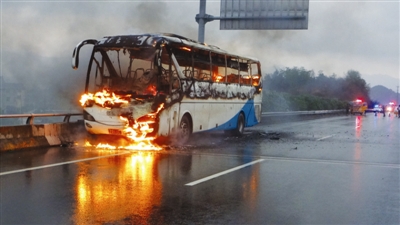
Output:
369 85 398 105
262 67 370 112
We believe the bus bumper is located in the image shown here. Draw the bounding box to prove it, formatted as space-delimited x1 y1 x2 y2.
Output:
84 120 125 135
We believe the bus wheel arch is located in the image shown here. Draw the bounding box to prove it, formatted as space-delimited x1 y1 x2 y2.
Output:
233 112 245 136
178 113 192 144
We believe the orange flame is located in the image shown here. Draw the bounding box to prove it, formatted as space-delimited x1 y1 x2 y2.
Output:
80 89 131 108
120 104 164 149
80 90 164 151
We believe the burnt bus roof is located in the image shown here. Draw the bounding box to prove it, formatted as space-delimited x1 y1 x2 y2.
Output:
96 33 260 63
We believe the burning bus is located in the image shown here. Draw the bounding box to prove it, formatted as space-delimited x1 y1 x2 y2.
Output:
72 33 262 146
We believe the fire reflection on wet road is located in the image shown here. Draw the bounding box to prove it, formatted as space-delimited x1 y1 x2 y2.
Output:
73 152 163 224
0 114 399 224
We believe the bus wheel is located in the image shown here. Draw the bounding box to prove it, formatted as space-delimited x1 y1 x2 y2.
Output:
233 113 245 136
179 114 192 144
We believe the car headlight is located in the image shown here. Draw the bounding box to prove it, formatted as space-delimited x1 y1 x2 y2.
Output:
83 110 95 121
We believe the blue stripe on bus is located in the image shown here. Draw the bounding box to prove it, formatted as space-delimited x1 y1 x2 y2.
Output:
208 99 258 131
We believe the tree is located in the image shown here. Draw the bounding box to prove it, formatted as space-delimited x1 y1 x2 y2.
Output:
341 70 370 102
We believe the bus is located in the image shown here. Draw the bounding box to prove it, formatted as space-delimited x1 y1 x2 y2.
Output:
72 33 262 144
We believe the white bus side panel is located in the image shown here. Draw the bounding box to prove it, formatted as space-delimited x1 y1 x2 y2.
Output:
157 94 262 137
179 98 250 133
157 103 182 137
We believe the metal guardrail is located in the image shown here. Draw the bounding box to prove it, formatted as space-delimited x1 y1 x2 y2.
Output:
0 109 344 126
262 109 345 117
0 113 83 125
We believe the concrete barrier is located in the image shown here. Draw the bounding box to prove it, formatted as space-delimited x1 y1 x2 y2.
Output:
0 110 345 151
0 120 85 151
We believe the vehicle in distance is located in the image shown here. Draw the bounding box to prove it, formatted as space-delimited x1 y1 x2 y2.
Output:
386 102 395 113
373 104 383 113
385 102 399 117
350 99 367 115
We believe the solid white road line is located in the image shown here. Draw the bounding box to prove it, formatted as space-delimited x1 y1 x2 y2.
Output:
316 135 335 141
185 158 265 186
0 152 131 176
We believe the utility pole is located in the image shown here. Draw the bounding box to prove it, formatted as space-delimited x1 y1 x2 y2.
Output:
196 0 215 43
196 0 206 43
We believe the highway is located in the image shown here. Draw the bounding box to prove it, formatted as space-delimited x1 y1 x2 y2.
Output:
1 113 399 224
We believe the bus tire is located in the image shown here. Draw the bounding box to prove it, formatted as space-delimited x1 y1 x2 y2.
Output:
233 113 245 136
179 114 192 144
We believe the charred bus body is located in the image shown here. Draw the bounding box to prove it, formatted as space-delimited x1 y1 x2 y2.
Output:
72 33 262 143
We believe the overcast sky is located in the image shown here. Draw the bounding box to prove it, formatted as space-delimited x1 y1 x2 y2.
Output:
1 0 399 96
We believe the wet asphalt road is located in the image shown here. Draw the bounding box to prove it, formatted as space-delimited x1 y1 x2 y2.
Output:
1 113 399 224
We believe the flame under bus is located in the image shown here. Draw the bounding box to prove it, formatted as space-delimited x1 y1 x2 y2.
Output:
72 33 262 144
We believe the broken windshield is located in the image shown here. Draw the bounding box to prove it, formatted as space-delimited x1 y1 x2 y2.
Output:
87 47 159 96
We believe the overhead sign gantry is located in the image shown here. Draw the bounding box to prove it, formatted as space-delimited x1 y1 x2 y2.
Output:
196 0 309 43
